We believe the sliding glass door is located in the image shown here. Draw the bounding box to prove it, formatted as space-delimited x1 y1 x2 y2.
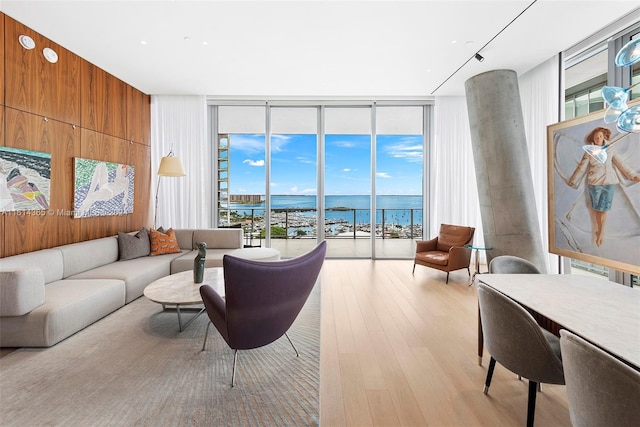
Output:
269 107 318 257
213 103 429 259
324 107 372 258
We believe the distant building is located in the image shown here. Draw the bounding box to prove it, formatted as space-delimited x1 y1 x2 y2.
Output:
230 194 263 204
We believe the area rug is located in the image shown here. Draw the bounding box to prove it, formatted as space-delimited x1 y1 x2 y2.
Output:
0 284 320 426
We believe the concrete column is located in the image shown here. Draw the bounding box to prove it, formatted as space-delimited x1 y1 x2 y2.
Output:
465 69 547 272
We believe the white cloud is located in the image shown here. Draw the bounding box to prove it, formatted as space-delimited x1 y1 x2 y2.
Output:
290 186 298 193
243 159 264 167
376 172 392 178
385 138 423 163
343 168 351 172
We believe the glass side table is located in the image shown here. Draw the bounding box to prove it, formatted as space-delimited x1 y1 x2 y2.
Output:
466 245 492 286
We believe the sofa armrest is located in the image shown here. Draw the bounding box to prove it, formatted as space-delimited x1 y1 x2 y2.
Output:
0 268 45 316
415 237 438 253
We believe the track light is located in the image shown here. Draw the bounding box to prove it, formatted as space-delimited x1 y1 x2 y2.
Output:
475 53 484 62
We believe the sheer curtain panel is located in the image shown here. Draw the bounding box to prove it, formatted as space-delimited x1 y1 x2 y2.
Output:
519 55 560 272
433 96 484 249
151 95 210 229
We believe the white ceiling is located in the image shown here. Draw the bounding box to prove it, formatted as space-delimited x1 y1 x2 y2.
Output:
2 0 639 98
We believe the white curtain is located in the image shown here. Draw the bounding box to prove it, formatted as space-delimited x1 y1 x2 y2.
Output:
519 55 561 272
432 96 484 249
151 95 210 229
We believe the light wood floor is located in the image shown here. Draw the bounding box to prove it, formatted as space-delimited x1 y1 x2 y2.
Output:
319 259 571 426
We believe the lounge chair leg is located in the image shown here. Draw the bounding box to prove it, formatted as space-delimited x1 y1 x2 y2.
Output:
467 267 471 276
284 332 300 357
231 349 238 388
412 263 416 274
446 272 449 284
201 321 211 351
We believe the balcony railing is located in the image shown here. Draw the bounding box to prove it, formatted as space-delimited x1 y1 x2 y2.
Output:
219 207 423 247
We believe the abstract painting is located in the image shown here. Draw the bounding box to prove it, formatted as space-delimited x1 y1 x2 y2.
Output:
0 147 51 212
547 108 640 275
74 158 134 218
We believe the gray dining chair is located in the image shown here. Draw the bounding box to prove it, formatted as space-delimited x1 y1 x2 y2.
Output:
477 283 564 427
489 255 541 274
488 255 542 381
559 329 640 427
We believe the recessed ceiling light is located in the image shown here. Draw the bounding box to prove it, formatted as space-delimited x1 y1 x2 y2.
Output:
451 40 457 44
43 47 58 63
141 40 148 45
19 34 35 50
202 41 209 46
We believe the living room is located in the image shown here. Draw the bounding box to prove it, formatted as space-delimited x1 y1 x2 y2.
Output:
1 2 639 426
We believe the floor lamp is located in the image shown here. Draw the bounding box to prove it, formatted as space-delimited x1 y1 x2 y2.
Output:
154 150 186 228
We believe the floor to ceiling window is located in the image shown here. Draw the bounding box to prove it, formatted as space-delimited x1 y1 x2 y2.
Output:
212 102 429 259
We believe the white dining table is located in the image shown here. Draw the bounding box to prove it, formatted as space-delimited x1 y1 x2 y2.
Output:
478 274 640 370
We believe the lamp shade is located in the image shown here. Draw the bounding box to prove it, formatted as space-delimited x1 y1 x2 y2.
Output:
157 156 186 176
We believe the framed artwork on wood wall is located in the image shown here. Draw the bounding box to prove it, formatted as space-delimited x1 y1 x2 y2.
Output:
74 157 134 218
0 147 51 212
547 107 640 275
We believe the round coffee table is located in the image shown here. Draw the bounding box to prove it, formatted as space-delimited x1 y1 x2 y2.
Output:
229 247 281 261
143 267 224 331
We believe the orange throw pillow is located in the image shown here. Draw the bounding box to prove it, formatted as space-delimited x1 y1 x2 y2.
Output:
149 228 182 255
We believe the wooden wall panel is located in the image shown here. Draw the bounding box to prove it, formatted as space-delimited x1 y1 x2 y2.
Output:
4 17 80 125
127 142 151 231
0 105 4 258
127 86 151 145
78 129 130 241
1 14 150 258
3 108 80 256
1 15 5 105
81 60 127 139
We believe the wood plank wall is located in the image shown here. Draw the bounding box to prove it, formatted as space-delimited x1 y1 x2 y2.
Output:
0 13 151 258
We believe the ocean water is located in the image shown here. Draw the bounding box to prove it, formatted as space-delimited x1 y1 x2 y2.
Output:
228 195 423 227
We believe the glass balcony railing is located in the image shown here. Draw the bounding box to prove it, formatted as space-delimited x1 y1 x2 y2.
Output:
218 207 423 247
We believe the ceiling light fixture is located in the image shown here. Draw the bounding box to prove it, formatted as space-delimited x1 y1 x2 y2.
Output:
475 53 484 62
19 34 35 50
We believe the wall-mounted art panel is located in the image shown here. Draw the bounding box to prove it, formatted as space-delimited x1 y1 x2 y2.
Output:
0 146 50 211
4 16 80 125
74 157 134 218
547 106 640 275
3 108 81 255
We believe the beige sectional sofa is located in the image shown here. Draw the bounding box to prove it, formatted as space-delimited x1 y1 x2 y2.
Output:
0 228 243 348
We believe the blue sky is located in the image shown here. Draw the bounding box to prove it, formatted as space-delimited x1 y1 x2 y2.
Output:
228 133 423 195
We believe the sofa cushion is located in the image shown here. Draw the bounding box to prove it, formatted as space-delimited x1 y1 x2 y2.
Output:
170 249 230 274
58 237 119 278
67 253 182 303
150 228 182 255
0 278 125 347
173 229 195 250
0 248 64 284
193 229 243 249
117 228 150 260
0 268 45 316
